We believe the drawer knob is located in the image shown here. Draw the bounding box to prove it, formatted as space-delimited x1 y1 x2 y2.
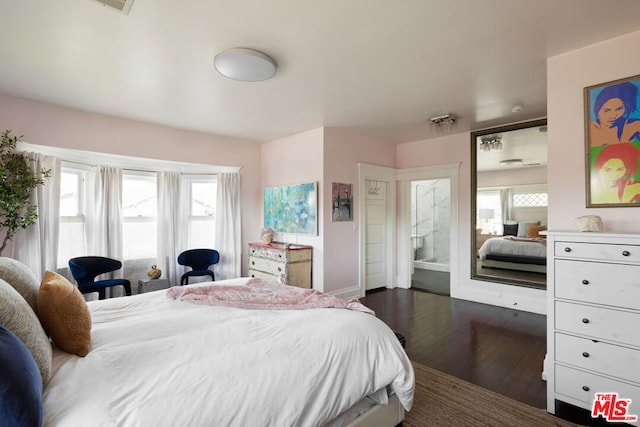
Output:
564 247 572 253
622 250 631 257
582 386 590 392
277 267 282 272
582 352 590 358
251 261 255 265
251 274 255 277
582 318 590 324
581 279 589 285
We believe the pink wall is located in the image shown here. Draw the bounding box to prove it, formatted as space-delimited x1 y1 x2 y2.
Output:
548 30 640 232
0 94 262 273
323 128 396 293
261 128 325 289
260 127 396 293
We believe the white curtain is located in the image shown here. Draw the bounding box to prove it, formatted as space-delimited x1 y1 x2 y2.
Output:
87 166 123 261
214 172 241 280
501 188 510 225
14 153 61 279
157 172 187 286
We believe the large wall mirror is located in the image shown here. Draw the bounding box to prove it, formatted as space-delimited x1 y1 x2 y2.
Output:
471 118 548 289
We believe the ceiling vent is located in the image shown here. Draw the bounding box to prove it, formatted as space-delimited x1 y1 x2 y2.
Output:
91 0 134 14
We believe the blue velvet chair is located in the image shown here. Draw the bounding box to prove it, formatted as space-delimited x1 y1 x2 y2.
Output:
68 256 132 300
177 249 220 286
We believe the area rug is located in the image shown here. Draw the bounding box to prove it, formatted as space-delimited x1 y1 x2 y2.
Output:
404 362 579 426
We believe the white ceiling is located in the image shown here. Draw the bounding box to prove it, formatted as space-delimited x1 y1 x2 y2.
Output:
2 0 640 144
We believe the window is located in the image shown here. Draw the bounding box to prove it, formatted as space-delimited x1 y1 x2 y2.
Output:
57 162 219 266
58 168 87 267
122 173 157 260
511 192 548 207
187 178 217 248
476 190 503 235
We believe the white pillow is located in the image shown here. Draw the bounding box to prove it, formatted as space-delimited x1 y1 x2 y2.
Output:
517 221 539 238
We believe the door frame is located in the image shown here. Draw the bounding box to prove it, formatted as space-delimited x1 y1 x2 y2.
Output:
358 163 397 298
397 163 461 295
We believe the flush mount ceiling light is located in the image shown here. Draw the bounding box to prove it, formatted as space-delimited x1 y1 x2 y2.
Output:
214 48 277 82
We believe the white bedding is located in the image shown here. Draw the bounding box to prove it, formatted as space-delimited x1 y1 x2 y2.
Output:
478 236 546 261
43 277 414 427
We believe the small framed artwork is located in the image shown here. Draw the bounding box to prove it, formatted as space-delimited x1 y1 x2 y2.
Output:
585 74 640 207
332 182 353 222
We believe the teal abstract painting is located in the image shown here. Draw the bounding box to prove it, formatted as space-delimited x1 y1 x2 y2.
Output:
264 182 317 235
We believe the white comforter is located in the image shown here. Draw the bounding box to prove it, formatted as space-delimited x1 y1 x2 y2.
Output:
43 278 414 427
478 236 547 260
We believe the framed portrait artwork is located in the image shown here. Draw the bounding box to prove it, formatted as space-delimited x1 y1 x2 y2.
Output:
585 74 640 207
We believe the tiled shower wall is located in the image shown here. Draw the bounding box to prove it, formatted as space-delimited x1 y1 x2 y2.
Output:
411 179 450 264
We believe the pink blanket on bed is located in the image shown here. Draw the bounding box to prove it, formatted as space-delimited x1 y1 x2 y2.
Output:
166 278 375 315
503 236 547 246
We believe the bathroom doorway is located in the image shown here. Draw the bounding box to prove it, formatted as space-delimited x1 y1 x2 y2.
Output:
411 179 451 295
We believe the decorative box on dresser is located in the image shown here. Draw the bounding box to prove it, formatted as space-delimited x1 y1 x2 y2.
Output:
248 243 312 289
545 231 640 424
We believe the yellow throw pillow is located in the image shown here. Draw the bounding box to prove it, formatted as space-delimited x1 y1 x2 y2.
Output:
527 225 547 238
37 271 91 357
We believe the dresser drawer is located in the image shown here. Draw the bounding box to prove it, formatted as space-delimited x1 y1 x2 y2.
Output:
249 256 287 277
555 241 640 263
249 246 290 262
555 364 640 411
248 268 283 283
556 333 640 383
555 301 640 347
555 260 640 311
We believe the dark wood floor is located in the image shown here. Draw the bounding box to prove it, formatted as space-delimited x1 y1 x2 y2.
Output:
361 288 547 408
360 288 615 426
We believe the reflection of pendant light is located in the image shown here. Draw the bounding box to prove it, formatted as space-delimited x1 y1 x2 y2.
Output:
214 48 277 82
480 136 502 151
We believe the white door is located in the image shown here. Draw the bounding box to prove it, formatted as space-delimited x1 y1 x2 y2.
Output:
365 179 387 290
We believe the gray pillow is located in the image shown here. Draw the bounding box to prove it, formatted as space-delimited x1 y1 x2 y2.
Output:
0 257 40 313
0 278 52 385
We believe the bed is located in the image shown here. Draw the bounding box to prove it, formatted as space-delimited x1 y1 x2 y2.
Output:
478 235 547 273
0 263 414 427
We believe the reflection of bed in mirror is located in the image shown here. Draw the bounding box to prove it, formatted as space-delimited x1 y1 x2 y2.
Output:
478 235 547 273
471 118 548 289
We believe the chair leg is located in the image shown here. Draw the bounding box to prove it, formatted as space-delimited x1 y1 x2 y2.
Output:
123 283 132 296
98 289 106 300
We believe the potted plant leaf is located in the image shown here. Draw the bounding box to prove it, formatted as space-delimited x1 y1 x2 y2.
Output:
0 130 51 255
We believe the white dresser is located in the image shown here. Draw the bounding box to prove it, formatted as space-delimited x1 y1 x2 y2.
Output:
546 231 640 424
248 243 312 288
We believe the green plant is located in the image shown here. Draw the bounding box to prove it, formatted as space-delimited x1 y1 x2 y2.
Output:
0 130 51 255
